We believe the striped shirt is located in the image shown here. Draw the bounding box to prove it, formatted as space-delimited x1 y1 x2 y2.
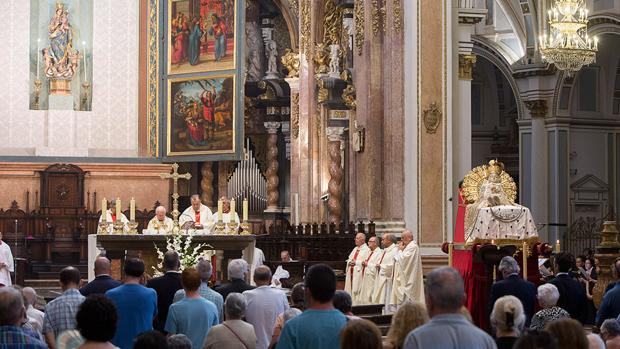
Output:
174 282 224 323
42 288 85 337
0 325 47 349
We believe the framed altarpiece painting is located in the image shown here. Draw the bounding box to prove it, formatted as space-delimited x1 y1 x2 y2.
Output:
159 0 244 161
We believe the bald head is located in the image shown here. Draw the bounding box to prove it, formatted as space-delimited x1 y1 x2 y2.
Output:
401 230 414 244
0 287 25 326
156 206 167 220
354 233 366 247
22 287 37 307
94 256 112 276
254 266 272 286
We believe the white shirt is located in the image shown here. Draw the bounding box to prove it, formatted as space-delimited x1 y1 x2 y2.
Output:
243 286 289 349
0 241 14 286
27 305 44 336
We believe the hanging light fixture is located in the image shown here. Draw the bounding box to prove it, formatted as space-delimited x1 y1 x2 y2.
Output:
539 0 598 73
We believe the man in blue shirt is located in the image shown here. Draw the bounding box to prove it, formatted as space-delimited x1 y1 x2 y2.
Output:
597 258 620 327
276 264 347 349
106 258 157 349
165 267 219 349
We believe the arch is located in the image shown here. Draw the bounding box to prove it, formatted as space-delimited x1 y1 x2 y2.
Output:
263 0 299 49
472 36 524 120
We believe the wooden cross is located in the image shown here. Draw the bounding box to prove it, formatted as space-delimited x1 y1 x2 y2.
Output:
160 163 192 231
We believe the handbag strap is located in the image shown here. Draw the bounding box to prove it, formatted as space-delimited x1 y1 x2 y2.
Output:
223 322 250 349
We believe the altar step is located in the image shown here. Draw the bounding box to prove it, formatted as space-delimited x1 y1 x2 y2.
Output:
30 263 88 280
352 304 392 335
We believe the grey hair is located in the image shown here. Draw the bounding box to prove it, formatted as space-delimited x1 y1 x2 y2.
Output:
225 293 247 319
196 259 213 282
282 308 302 323
228 259 248 280
0 287 24 326
498 256 520 275
601 319 620 337
388 234 398 244
490 295 525 333
167 334 192 349
537 283 560 308
155 206 166 213
425 267 464 311
22 287 37 307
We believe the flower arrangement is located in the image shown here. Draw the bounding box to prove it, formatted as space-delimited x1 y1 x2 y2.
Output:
153 232 215 275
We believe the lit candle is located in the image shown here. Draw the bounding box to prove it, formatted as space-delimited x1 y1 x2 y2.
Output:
522 241 528 279
101 198 107 223
230 198 236 219
491 239 495 245
294 193 300 226
448 242 453 267
585 9 588 19
36 38 41 79
242 198 248 221
217 199 223 222
547 10 552 21
115 198 121 219
555 239 561 253
82 41 87 82
130 197 135 221
594 36 598 50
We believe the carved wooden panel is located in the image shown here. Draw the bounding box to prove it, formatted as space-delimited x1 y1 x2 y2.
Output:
40 164 85 208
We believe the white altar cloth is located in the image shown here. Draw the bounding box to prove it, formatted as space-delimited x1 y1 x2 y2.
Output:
466 205 538 244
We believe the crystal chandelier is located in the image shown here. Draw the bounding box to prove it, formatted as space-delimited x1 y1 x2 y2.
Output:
539 0 598 73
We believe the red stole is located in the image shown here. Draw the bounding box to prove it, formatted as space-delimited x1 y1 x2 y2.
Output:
350 247 361 282
362 250 375 275
111 214 116 222
195 211 201 224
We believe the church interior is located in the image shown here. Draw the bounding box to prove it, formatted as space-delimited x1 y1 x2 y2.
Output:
2 0 620 346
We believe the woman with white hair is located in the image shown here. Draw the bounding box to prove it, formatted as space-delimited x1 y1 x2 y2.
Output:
204 292 257 349
491 295 526 349
530 283 570 331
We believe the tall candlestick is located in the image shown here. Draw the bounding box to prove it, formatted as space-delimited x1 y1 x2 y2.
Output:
130 197 135 221
230 198 236 219
243 198 248 221
82 41 87 82
522 241 528 280
36 38 41 79
294 193 300 225
448 242 453 267
115 198 121 219
555 239 561 253
217 199 223 222
101 198 107 223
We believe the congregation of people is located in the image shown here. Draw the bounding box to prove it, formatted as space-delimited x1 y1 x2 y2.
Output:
4 230 620 349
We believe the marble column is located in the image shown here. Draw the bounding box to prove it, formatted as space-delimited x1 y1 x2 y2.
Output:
264 121 281 211
200 162 214 207
327 127 345 224
287 77 302 221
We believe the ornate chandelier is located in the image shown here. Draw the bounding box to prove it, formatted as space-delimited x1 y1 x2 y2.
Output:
539 0 598 73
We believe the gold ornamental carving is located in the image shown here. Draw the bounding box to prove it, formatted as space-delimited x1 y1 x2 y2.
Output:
371 0 384 36
422 102 442 134
524 100 548 118
281 49 300 78
393 0 402 33
354 0 365 55
323 0 343 47
461 160 518 205
291 93 300 139
314 43 330 75
458 54 477 80
317 79 329 104
342 84 356 110
300 0 312 57
592 220 620 307
290 0 299 16
147 0 160 156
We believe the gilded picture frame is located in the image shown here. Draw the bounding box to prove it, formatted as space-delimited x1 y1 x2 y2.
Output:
166 0 236 75
166 74 236 157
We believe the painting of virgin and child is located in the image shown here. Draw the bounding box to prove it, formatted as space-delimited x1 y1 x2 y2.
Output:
167 76 235 156
168 0 236 74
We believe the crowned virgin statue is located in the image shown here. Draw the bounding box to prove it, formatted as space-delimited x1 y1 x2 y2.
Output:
43 2 80 94
462 160 538 244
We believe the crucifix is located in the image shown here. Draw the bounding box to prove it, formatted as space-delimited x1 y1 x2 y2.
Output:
160 163 192 233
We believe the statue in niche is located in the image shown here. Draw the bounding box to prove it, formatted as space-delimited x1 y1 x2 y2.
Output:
329 44 340 78
44 3 79 82
263 28 280 79
245 0 264 81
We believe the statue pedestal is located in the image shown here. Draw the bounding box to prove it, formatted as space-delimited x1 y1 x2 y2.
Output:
49 94 75 110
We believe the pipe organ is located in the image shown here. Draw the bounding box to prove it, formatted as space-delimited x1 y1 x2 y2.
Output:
227 139 267 214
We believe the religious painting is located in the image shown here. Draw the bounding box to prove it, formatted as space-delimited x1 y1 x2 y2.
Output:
167 75 236 156
167 0 236 75
29 0 93 111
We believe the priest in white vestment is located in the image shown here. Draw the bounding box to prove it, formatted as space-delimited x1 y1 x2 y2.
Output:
389 230 424 308
179 194 215 233
146 206 174 234
272 250 295 287
360 236 382 304
344 233 370 304
372 233 398 305
98 200 129 233
0 231 14 287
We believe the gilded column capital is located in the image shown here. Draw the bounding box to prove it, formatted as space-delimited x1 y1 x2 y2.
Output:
281 49 300 78
264 121 281 134
458 54 477 80
524 100 548 118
